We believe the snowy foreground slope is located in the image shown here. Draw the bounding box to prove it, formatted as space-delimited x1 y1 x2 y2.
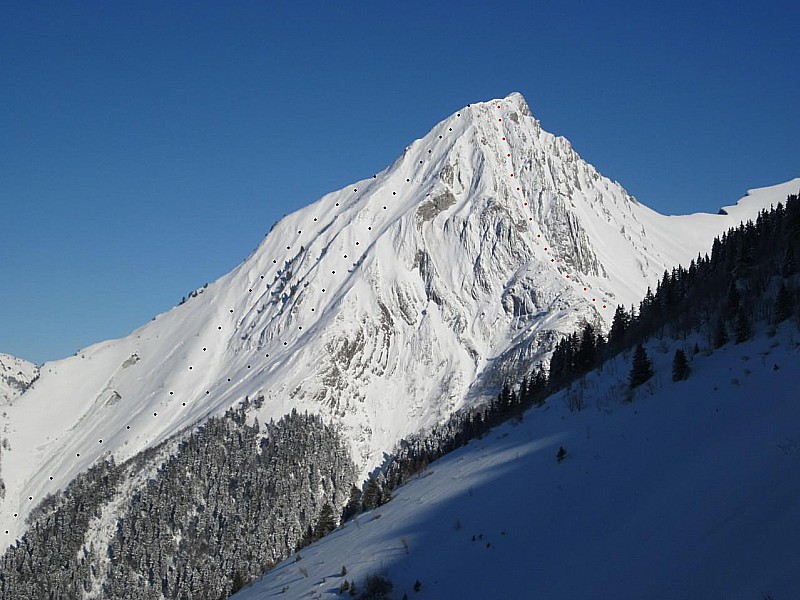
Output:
1 90 796 543
236 327 800 600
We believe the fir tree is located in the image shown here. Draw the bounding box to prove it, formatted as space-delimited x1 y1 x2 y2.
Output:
361 478 383 511
629 344 653 389
734 309 751 344
341 484 363 521
314 503 337 539
608 305 631 354
671 349 690 381
713 317 728 348
774 283 793 323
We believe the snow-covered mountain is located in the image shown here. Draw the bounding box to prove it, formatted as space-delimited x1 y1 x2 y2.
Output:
0 92 795 544
234 324 800 600
0 354 37 404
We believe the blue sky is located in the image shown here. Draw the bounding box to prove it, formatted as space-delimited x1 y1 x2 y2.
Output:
2 1 798 364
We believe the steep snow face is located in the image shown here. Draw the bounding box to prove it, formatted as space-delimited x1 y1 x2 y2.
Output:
0 92 794 543
0 355 37 404
235 325 800 600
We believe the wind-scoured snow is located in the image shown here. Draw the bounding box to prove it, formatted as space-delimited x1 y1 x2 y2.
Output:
235 326 800 600
0 92 796 543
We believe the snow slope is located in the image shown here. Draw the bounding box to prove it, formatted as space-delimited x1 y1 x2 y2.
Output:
0 354 37 404
0 91 796 543
235 326 800 600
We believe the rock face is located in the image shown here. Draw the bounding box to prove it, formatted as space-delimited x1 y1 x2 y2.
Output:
0 354 37 405
0 92 790 550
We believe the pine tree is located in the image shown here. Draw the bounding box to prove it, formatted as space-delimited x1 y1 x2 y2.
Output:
341 484 363 521
361 478 383 511
608 305 631 354
713 316 728 348
629 344 653 389
774 283 793 323
314 503 337 539
576 323 598 372
671 349 690 381
734 309 751 344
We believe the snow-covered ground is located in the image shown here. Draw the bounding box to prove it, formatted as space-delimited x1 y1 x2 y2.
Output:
236 325 800 600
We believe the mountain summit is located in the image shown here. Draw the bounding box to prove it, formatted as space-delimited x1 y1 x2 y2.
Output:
0 93 791 543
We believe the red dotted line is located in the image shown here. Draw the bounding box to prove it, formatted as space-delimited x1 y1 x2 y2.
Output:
495 102 608 310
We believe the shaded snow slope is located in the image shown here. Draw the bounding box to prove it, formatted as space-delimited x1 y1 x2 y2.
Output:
0 92 795 543
236 326 800 600
0 355 37 404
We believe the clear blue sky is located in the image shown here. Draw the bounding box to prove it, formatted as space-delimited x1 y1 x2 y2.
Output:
2 1 798 364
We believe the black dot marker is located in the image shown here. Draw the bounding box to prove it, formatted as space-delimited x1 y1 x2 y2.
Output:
29 496 32 500
154 412 157 416
373 175 377 178
98 440 102 444
50 476 53 480
126 426 130 430
182 402 186 406
283 341 288 345
314 217 318 221
439 135 442 139
311 308 315 312
286 246 290 250
298 230 301 234
368 226 372 230
77 453 80 457
332 270 335 274
273 259 277 263
419 160 423 164
406 178 410 182
189 366 192 370
203 347 207 351
383 206 387 209
354 188 357 192
170 391 173 395
393 191 396 195
298 326 302 330
230 309 234 313
218 326 222 330
206 390 209 394
428 150 431 154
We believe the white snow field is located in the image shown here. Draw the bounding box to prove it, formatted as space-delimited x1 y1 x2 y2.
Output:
235 325 800 600
1 91 797 544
